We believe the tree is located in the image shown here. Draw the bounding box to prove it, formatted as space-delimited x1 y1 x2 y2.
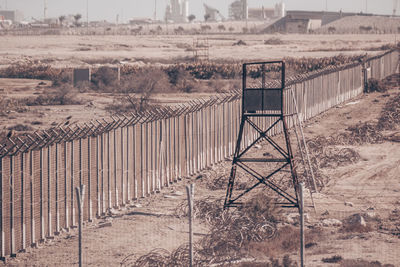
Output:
228 26 235 32
217 24 226 32
74 13 82 27
188 14 196 23
204 14 211 22
58 15 66 26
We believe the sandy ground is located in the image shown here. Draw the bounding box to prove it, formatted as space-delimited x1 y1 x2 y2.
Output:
0 78 220 134
0 34 397 68
1 80 399 266
0 33 399 266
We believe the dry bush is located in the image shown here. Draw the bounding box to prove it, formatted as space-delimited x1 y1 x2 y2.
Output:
322 255 343 263
366 78 387 93
0 97 29 115
91 66 120 91
248 226 299 258
142 194 279 266
26 84 83 106
377 92 400 130
7 124 33 132
233 40 247 46
0 63 70 82
236 255 297 267
340 259 394 267
106 69 170 114
173 70 197 93
264 37 284 45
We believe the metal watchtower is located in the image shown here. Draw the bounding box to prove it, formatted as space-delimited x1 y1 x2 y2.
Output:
224 61 300 209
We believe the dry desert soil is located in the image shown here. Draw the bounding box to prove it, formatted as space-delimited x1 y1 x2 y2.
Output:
0 33 399 266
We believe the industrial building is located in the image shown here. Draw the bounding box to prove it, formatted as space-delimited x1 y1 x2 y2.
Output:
248 2 285 20
0 10 24 23
165 0 189 23
262 10 359 33
203 4 225 22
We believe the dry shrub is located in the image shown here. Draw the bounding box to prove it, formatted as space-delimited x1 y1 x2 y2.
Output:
233 40 247 46
248 226 298 258
366 78 387 93
106 69 170 114
340 214 373 233
173 70 197 93
340 259 394 267
322 255 343 263
0 63 69 81
264 38 284 45
0 97 29 115
26 84 82 106
137 195 279 266
8 124 33 132
377 92 400 130
91 66 120 91
237 255 297 267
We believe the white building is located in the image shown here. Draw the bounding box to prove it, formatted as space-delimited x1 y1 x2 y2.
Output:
165 0 189 23
274 2 285 18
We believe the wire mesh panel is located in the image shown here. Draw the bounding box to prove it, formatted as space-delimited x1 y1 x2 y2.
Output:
127 126 135 201
115 129 122 206
110 130 116 208
72 140 80 227
135 124 143 198
13 154 22 253
2 156 11 256
41 147 49 241
90 137 97 218
58 143 66 231
81 138 89 221
23 152 31 250
32 150 41 246
49 145 56 238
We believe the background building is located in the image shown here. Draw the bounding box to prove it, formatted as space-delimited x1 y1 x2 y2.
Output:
0 10 24 22
165 0 189 23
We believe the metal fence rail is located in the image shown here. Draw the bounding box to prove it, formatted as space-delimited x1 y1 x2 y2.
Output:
0 49 398 259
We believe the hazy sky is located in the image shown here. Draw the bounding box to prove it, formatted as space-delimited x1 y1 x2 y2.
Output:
1 0 395 22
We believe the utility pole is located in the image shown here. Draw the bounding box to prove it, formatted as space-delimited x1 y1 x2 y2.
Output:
365 0 368 13
86 0 89 34
154 0 157 21
44 0 47 21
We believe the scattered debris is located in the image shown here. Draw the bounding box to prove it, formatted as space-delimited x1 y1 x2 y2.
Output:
345 201 354 207
233 40 247 46
322 218 342 227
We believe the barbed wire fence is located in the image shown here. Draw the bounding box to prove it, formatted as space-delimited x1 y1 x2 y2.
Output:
0 48 398 260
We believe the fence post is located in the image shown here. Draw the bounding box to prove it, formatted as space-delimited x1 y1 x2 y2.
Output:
88 136 92 221
75 184 85 267
299 182 305 267
186 184 194 267
0 157 4 260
